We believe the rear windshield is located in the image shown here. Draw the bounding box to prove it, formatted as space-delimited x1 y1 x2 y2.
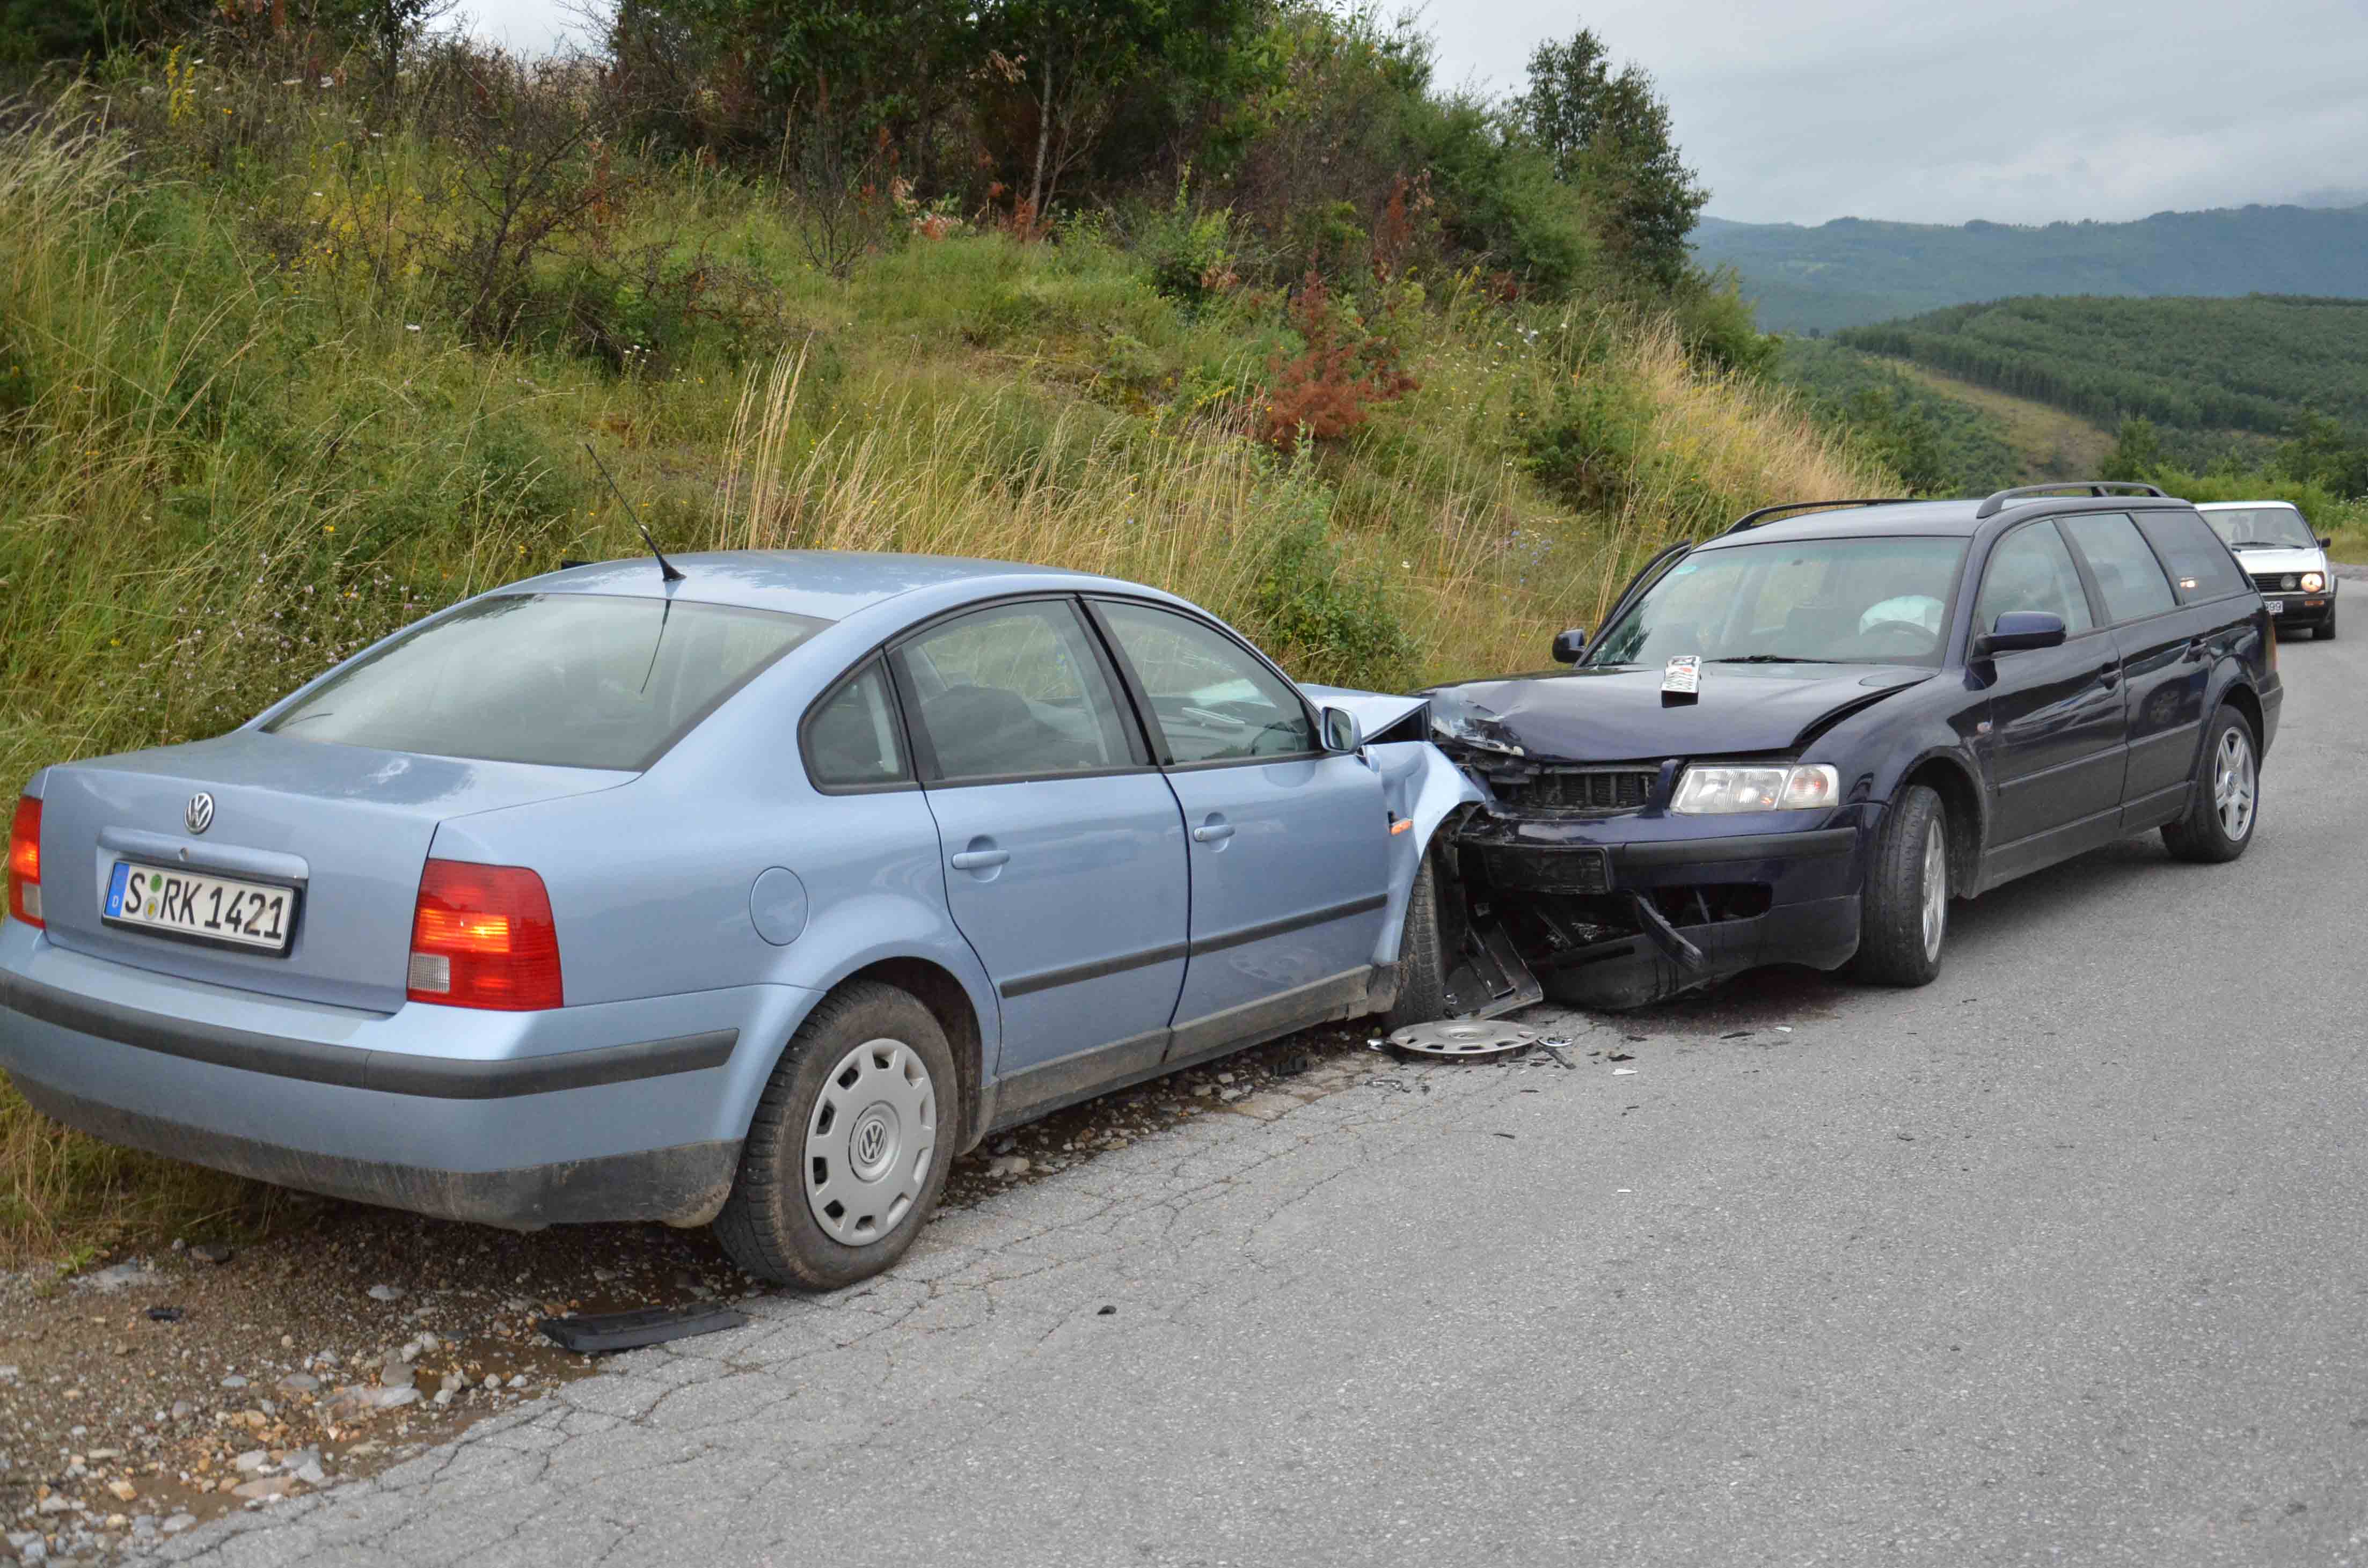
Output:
2202 506 2315 551
265 594 828 770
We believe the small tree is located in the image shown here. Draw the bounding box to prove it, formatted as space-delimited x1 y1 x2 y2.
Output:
1511 29 1707 288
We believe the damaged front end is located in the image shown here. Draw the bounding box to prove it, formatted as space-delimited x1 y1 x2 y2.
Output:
1427 697 1867 1012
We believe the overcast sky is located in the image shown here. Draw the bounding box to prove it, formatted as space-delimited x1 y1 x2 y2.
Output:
459 0 2368 228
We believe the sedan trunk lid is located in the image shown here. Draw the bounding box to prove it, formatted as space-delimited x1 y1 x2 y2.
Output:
34 731 629 1013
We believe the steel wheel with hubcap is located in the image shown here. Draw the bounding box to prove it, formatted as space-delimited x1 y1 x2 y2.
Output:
806 1038 937 1246
2164 706 2260 865
715 981 958 1290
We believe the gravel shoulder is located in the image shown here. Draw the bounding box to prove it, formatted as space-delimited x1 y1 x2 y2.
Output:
0 1018 1423 1562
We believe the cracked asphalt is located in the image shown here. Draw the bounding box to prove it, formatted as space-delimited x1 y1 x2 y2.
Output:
149 630 2364 1567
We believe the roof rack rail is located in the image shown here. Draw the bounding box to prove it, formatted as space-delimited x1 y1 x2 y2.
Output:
1973 481 2167 520
1722 499 1919 535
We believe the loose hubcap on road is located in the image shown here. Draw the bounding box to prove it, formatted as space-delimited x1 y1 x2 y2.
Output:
1920 817 1948 962
806 1038 936 1246
2213 727 2256 841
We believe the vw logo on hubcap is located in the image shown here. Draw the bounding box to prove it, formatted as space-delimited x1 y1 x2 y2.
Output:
185 793 215 835
855 1119 887 1165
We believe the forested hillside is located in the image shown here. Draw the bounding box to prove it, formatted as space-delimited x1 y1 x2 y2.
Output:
1696 206 2368 333
1837 296 2368 439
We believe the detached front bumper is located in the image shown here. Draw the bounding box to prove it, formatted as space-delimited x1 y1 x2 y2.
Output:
0 924 809 1228
1457 805 1872 1009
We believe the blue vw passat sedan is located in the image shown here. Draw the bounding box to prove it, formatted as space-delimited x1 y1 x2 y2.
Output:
0 554 1477 1287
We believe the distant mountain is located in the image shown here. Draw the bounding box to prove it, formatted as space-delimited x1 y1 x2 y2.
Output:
1694 205 2368 334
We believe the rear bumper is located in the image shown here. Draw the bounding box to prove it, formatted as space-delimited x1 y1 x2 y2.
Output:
0 925 813 1228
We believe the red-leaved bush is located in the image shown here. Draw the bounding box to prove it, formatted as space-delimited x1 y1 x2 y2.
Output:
1259 274 1420 451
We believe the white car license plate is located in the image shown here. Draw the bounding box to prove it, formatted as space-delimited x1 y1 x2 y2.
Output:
2267 598 2284 614
105 862 295 954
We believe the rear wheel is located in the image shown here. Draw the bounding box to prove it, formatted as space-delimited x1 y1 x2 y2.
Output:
1379 844 1449 1030
714 981 955 1291
1852 783 1948 987
2162 707 2257 863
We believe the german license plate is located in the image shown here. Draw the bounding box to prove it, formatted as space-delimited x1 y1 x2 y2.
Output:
2267 598 2284 614
105 862 295 954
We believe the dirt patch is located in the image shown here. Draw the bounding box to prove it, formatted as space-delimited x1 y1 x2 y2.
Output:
0 1021 1394 1561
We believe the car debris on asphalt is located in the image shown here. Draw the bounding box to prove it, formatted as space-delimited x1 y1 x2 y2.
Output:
538 1304 752 1354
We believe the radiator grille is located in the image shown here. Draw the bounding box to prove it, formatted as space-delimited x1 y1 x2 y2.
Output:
1511 767 1657 814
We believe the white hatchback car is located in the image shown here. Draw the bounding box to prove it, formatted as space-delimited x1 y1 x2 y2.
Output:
2199 501 2338 640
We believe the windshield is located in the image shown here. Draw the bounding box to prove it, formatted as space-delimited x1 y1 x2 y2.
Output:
265 593 828 770
2202 506 2315 550
1588 535 1970 669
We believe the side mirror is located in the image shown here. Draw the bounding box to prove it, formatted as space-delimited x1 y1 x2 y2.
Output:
1320 705 1364 754
2319 536 2334 549
1550 628 1589 664
1974 610 2067 656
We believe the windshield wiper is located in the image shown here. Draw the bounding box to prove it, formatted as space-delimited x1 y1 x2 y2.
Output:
1707 654 1846 664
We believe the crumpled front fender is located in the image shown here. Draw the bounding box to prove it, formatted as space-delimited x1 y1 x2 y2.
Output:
1368 742 1485 968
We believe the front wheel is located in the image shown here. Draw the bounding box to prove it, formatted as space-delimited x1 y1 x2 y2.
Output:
1379 844 1449 1030
2162 707 2258 863
1852 783 1948 987
2319 605 2337 641
714 981 956 1291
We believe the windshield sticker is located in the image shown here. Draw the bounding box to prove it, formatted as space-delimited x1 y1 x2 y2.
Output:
1662 655 1701 697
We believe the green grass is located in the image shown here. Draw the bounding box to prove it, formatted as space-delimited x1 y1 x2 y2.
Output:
0 83 1892 1263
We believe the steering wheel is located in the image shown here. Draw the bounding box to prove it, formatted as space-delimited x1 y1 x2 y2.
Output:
1856 620 1934 654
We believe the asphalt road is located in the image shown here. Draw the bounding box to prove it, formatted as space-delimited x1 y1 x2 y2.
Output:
164 630 2365 1568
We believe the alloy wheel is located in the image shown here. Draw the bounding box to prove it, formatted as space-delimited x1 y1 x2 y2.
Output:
805 1037 937 1246
2213 727 2256 842
1919 816 1948 963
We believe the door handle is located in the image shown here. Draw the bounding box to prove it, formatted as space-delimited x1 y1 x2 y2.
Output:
1192 820 1236 844
949 848 1010 870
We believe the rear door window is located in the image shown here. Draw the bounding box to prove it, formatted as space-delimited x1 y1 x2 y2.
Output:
2060 513 2177 625
894 601 1139 784
2133 510 2247 604
265 594 827 770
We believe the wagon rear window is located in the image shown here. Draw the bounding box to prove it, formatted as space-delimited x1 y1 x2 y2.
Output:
266 594 827 770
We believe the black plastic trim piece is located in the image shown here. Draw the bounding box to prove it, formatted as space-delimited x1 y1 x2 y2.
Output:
998 943 1190 999
1615 828 1857 868
1187 893 1389 957
0 970 736 1098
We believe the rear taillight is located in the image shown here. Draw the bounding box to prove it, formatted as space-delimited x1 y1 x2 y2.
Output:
406 859 561 1011
6 796 40 929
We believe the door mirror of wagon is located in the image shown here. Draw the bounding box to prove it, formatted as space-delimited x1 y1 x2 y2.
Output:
1550 628 1589 663
1320 706 1364 754
1975 610 2067 656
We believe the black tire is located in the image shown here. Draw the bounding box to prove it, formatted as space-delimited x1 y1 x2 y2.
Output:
2162 706 2259 864
1379 844 1449 1030
1851 783 1949 988
2319 605 2336 641
714 980 957 1291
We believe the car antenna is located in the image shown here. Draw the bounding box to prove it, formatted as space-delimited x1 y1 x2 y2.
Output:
583 442 685 583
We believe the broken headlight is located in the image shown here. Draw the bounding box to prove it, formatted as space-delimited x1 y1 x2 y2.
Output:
1671 763 1840 814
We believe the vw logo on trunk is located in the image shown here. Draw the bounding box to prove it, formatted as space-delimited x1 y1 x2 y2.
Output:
185 793 215 835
